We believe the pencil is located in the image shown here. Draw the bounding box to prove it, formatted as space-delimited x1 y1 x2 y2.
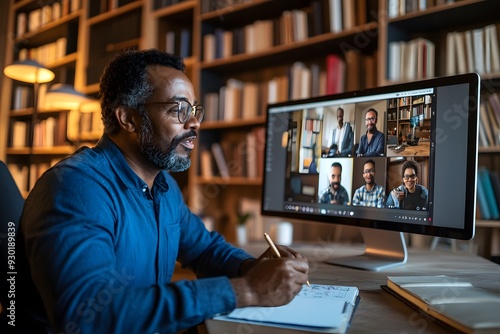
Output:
264 233 311 287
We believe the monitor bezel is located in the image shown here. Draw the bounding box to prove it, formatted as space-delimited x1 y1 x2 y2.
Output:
261 73 480 241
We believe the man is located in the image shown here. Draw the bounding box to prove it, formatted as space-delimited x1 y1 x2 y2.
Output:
352 159 385 208
319 162 349 205
356 108 385 157
323 107 353 157
17 50 309 333
386 159 429 210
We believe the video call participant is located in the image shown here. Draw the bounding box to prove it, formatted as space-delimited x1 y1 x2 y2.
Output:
323 107 353 157
16 49 309 333
386 159 429 210
319 162 350 205
352 159 385 208
356 108 385 157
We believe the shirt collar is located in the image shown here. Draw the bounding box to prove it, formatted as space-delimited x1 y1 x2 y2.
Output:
96 134 169 194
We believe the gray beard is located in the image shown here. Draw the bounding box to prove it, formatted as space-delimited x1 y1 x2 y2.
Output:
137 117 191 172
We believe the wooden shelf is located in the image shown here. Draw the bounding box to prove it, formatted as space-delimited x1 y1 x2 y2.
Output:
14 10 81 44
479 146 500 153
9 108 70 117
196 176 262 186
7 146 75 155
152 0 196 17
477 220 500 228
201 116 266 130
200 22 379 73
388 0 499 32
86 1 142 25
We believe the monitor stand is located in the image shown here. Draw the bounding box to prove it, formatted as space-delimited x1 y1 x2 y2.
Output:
325 228 408 271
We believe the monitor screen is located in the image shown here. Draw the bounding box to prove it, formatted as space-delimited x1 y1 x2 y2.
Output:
261 73 480 271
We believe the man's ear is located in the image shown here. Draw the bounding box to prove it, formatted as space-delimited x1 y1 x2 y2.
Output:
115 106 137 133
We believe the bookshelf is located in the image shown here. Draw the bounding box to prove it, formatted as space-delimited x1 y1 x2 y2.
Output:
386 94 432 146
1 0 499 253
382 0 500 258
193 0 379 242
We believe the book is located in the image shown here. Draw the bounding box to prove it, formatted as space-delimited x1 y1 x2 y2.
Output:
479 100 495 147
17 12 26 37
489 170 500 212
224 78 244 120
342 0 355 30
206 284 359 334
241 81 259 119
479 167 500 220
388 41 402 81
472 27 485 74
486 24 500 73
325 54 345 94
200 149 214 178
328 0 343 33
203 33 216 61
384 275 500 334
211 142 230 178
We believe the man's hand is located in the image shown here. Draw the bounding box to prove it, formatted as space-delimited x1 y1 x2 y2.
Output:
231 246 309 308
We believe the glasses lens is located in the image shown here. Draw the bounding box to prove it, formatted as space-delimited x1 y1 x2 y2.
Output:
363 169 374 174
404 174 416 180
178 102 205 123
195 106 204 123
178 102 190 123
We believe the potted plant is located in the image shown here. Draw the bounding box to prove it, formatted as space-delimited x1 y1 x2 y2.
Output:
236 212 252 246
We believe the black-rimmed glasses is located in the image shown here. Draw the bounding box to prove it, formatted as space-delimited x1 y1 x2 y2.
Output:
144 101 204 124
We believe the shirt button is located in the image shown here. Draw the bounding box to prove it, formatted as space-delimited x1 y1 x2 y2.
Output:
142 186 147 193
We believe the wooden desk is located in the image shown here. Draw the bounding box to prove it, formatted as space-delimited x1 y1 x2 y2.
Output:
387 141 430 157
238 242 500 334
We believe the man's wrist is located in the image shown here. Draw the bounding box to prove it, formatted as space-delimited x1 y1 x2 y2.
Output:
230 277 257 308
238 258 257 276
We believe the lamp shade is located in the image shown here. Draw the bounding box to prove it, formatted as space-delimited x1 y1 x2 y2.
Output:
45 84 91 110
79 99 100 114
3 59 55 83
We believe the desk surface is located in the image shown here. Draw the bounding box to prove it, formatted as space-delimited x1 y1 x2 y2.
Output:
241 242 500 334
387 141 430 157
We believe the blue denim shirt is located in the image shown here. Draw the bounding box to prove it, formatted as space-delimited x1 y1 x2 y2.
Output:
357 129 385 157
20 134 253 333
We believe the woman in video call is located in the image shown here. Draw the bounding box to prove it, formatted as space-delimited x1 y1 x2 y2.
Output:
386 160 428 211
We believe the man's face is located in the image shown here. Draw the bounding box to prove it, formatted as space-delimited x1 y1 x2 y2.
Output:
362 162 375 186
365 110 377 133
337 109 344 127
137 65 200 172
329 166 342 190
403 167 417 191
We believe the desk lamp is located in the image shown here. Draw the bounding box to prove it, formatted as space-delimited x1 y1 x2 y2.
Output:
45 84 97 146
3 59 55 192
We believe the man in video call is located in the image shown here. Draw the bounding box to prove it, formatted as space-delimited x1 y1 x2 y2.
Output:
356 108 385 157
386 159 429 210
323 107 353 157
319 162 349 205
352 159 385 208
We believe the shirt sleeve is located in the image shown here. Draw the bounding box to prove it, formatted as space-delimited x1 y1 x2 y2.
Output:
352 188 361 206
374 132 386 156
171 177 254 278
377 187 386 208
20 164 246 333
357 136 366 155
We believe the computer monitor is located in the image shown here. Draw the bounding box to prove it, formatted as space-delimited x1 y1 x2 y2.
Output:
261 73 480 271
